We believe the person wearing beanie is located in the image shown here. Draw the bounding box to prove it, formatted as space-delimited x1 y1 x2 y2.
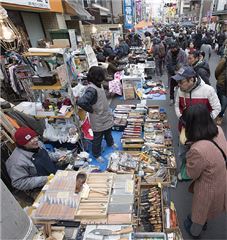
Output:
6 127 58 193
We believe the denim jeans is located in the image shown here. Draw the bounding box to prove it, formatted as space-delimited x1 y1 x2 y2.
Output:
92 128 114 158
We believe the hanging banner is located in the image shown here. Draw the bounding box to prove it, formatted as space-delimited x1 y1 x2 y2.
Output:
1 0 50 9
123 0 134 29
136 0 142 22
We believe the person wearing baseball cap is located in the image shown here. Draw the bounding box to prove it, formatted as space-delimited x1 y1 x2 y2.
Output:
173 66 221 181
6 127 58 193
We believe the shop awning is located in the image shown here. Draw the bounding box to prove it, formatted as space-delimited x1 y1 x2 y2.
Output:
134 20 152 30
92 3 110 16
63 0 94 20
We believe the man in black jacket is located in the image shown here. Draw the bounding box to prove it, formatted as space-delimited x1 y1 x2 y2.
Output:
188 51 211 85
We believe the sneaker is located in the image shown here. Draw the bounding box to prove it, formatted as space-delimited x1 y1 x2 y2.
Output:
96 156 105 163
169 99 174 106
111 143 118 149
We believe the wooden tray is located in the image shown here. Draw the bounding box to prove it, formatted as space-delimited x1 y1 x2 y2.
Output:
136 178 165 233
75 173 113 219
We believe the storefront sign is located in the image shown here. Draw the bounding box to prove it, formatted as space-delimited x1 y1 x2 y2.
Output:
1 0 50 9
136 0 142 22
123 0 134 29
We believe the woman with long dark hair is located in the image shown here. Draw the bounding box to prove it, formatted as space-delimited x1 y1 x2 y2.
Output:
183 104 227 238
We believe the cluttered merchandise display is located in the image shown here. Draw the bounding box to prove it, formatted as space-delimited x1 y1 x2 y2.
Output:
2 46 182 240
27 103 182 240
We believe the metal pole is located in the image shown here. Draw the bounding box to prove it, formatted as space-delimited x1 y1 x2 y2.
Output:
110 0 114 24
198 0 205 27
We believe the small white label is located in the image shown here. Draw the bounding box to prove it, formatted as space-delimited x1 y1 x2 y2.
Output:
25 134 32 140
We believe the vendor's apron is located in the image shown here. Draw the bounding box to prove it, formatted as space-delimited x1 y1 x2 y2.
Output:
32 149 57 176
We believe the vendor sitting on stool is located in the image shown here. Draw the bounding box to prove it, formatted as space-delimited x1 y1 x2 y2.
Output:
6 127 58 193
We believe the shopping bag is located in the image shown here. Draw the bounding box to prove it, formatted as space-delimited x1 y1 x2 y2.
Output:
180 159 192 181
81 115 93 140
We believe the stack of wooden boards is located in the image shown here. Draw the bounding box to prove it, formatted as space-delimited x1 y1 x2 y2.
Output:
75 173 114 219
32 171 135 225
33 171 78 221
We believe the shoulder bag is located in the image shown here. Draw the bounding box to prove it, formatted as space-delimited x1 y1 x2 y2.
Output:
208 139 227 168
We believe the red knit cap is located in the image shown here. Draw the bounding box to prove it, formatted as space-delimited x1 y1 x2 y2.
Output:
14 127 37 146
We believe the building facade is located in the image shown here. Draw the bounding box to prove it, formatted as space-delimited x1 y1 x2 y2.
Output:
213 0 227 31
1 0 67 47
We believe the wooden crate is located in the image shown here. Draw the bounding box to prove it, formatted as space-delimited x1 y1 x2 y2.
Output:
135 177 165 233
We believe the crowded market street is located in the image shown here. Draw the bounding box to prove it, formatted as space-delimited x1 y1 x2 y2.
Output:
1 0 227 240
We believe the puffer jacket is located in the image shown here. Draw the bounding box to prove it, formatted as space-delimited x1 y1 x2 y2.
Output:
175 78 221 121
215 57 227 96
193 60 211 85
6 148 48 191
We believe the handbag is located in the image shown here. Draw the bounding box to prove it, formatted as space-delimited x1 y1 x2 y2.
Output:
208 140 227 168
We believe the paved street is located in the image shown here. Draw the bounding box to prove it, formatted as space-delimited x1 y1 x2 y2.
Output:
111 50 227 239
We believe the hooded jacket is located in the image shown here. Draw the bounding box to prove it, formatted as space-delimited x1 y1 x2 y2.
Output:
193 60 211 85
175 78 221 122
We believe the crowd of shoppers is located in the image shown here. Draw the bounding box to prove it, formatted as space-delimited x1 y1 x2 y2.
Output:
90 25 227 239
5 23 226 239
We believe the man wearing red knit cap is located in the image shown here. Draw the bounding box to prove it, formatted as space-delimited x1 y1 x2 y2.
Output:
6 127 58 193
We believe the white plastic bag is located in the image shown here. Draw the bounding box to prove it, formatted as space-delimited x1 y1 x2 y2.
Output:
72 83 87 98
43 119 59 142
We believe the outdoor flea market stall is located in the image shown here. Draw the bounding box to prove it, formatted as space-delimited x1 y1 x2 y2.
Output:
0 43 181 240
0 6 181 239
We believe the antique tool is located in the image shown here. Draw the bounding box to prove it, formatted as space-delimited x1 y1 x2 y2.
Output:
81 183 107 199
88 226 133 236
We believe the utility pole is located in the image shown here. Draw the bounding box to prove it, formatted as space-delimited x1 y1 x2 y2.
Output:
198 0 205 27
110 0 114 24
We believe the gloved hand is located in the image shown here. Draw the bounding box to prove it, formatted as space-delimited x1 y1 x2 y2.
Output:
47 174 55 181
